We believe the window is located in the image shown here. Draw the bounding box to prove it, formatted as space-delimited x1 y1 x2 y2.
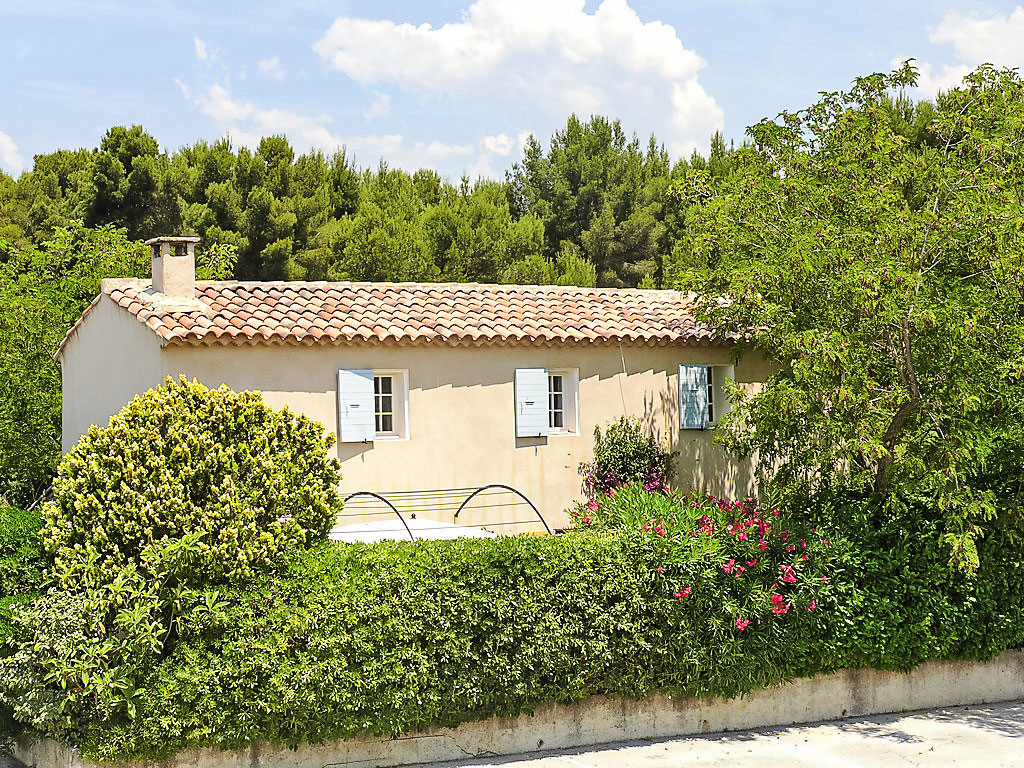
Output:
549 373 564 429
547 369 578 435
679 364 733 430
515 368 578 437
707 366 715 424
374 375 395 434
337 369 409 442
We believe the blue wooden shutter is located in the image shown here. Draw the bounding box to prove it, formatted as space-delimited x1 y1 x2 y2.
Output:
679 364 709 430
337 369 375 442
515 368 550 437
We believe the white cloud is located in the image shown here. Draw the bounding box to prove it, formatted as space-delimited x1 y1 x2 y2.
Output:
193 36 210 61
910 6 1024 96
0 131 24 176
313 0 723 157
363 92 391 120
258 56 286 81
482 133 513 156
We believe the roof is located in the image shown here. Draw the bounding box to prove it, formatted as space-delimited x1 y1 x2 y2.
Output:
58 279 724 355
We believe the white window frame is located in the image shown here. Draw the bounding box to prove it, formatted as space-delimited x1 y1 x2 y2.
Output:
546 368 579 436
371 369 409 440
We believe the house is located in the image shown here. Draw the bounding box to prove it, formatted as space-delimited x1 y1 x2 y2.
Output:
57 236 767 529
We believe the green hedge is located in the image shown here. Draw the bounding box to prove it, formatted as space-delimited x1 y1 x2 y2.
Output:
0 503 45 639
0 503 46 745
68 490 1024 760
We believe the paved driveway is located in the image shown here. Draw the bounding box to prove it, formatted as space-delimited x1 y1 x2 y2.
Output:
432 701 1024 768
3 702 1020 768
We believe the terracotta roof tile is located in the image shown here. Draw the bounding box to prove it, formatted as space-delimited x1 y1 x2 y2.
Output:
58 279 724 355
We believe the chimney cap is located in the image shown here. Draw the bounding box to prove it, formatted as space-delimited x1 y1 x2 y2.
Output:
145 236 201 246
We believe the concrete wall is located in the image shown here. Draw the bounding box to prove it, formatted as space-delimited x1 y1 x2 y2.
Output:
15 650 1024 768
60 295 164 453
160 341 769 529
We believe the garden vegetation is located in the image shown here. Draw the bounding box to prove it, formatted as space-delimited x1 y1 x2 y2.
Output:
1 62 1023 759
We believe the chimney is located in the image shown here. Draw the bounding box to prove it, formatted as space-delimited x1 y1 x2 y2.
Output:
146 236 200 298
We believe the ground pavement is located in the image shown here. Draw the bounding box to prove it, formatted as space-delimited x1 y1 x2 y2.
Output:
432 700 1024 768
2 701 1020 767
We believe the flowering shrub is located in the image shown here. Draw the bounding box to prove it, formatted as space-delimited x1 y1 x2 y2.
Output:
572 484 830 639
579 416 676 496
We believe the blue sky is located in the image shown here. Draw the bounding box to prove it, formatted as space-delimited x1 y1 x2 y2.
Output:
2 1 1023 180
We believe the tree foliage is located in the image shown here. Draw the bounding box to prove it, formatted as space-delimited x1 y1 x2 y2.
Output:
0 224 148 506
677 64 1024 568
0 116 731 290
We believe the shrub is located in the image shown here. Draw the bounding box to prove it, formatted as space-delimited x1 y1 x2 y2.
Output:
8 484 1024 761
44 377 343 586
0 503 45 605
572 484 832 655
65 491 1024 761
579 416 676 496
2 380 343 744
0 503 46 747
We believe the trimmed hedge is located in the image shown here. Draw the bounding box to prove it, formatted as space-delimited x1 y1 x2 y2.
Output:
68 489 1024 760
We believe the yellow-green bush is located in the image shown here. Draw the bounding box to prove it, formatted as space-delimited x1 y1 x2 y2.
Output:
44 377 342 586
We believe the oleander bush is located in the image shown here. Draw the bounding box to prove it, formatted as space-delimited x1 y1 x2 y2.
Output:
44 376 343 587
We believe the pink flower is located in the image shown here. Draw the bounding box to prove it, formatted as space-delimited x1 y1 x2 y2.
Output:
657 565 664 573
722 559 735 575
735 617 750 631
745 560 758 567
822 576 828 583
809 600 817 611
674 587 691 601
771 592 785 606
779 565 797 584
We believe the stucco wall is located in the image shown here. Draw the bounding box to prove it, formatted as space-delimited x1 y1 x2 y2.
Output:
160 341 769 529
60 295 164 453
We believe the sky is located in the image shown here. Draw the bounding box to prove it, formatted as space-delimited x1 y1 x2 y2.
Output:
2 1 1023 180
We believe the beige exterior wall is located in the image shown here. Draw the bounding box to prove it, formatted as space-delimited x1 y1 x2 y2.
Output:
62 300 770 529
60 295 165 453
160 340 769 530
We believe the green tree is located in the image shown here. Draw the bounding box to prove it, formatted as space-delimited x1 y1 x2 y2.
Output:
508 115 675 287
0 225 148 505
676 64 1024 569
332 165 438 282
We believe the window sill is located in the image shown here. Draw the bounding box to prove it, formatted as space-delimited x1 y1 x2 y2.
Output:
548 430 579 438
374 433 409 441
